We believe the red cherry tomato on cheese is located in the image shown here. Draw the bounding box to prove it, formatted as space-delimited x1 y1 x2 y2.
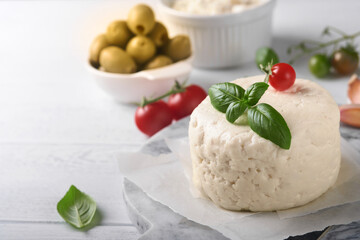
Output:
269 63 296 91
135 100 173 137
168 85 207 120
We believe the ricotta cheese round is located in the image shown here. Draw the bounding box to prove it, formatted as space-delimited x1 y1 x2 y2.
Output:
189 76 341 211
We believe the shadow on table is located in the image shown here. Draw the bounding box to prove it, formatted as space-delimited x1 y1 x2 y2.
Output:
75 208 103 232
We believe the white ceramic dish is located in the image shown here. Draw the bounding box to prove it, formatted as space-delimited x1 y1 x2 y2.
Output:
87 58 192 103
158 0 276 69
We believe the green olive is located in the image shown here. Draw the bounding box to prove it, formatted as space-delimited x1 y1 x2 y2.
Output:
126 36 156 65
162 35 191 62
148 22 169 47
144 55 173 70
99 46 136 74
106 20 133 48
127 4 155 35
89 34 110 68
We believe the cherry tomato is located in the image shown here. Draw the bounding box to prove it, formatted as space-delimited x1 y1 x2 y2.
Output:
308 54 331 78
331 48 359 75
269 63 296 91
135 100 173 137
168 85 207 120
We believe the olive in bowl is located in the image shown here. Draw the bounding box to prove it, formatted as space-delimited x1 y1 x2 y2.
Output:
126 36 156 65
127 4 155 35
162 35 191 62
144 55 173 70
99 46 137 74
106 20 133 48
89 34 109 68
87 4 193 103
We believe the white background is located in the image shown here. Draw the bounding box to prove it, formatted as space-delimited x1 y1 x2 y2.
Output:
0 0 359 239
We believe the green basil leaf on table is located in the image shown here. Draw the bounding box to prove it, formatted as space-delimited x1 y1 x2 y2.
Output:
57 185 97 229
244 82 269 106
226 101 247 123
247 103 291 149
208 82 245 113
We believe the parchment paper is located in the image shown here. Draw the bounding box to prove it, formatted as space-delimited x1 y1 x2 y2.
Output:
165 137 360 220
118 132 360 240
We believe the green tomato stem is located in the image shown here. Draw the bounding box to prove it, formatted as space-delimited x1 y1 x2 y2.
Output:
325 26 348 37
289 29 360 64
259 62 273 84
140 80 186 107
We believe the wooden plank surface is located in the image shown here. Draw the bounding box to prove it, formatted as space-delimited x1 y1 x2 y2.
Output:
0 1 150 239
0 223 140 240
0 167 131 224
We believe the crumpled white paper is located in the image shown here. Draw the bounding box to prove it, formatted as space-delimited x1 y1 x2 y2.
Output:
117 134 360 240
166 137 360 220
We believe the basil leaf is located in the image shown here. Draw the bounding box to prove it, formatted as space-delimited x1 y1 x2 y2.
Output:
209 82 245 113
234 111 248 125
247 103 291 149
57 185 97 229
226 101 247 123
244 82 269 106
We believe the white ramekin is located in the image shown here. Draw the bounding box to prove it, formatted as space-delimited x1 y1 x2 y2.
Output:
87 58 192 103
158 0 276 69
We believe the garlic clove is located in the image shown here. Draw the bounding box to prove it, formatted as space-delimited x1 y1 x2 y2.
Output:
348 74 360 104
339 104 360 128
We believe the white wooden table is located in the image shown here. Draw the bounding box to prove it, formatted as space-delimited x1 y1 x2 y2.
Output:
1 0 359 239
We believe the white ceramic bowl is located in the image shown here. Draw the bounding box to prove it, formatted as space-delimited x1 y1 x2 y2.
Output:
158 0 276 69
87 58 192 103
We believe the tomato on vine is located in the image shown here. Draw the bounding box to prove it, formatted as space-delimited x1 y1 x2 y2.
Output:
287 27 360 78
308 54 331 78
134 81 207 136
168 85 207 120
260 63 296 91
331 46 359 75
135 100 173 137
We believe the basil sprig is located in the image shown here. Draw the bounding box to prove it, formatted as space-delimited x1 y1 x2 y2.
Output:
244 82 269 106
209 82 291 149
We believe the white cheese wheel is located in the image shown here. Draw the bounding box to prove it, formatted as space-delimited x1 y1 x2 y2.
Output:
189 76 341 211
